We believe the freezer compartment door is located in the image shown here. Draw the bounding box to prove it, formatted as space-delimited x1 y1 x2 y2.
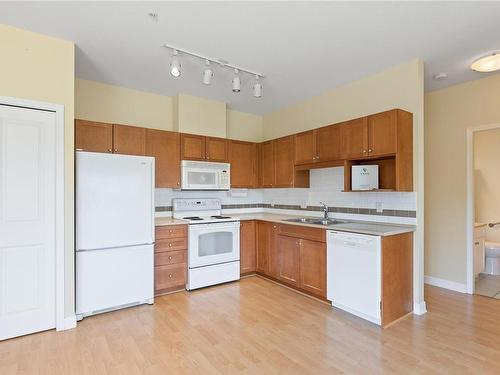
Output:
76 152 154 250
76 245 154 315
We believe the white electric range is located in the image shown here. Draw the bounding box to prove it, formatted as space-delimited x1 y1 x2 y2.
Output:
172 198 240 290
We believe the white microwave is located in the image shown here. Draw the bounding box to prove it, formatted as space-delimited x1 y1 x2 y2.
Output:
181 160 230 190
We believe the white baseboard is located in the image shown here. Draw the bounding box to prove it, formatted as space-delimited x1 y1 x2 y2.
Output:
424 275 467 293
57 315 77 331
413 301 427 315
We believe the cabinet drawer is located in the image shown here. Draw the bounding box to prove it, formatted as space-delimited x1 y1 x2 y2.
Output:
155 263 186 291
155 250 187 266
155 225 187 240
155 237 188 253
278 224 326 243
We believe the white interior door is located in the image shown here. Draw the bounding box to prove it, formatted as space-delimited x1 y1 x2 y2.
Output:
0 104 56 340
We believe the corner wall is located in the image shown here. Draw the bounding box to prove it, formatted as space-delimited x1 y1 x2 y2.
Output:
425 73 500 285
0 23 75 317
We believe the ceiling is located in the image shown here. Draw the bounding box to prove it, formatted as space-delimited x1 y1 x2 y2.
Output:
1 1 500 115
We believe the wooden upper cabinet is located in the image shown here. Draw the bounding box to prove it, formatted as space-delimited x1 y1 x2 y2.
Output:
113 124 146 156
276 235 300 287
181 133 206 161
260 140 275 188
145 129 181 188
274 136 294 188
229 140 257 188
299 239 326 298
342 117 368 159
240 220 256 275
316 124 343 162
206 137 228 162
294 130 316 165
368 110 397 157
75 119 113 153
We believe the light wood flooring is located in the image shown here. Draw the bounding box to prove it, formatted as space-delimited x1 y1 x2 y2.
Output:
2 276 500 374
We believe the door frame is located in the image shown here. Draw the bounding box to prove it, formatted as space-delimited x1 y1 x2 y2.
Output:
466 122 500 294
0 96 66 331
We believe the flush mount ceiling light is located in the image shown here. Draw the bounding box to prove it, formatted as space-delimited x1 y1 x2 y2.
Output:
471 51 500 72
253 75 262 98
163 44 264 97
232 69 241 93
170 49 181 77
202 60 213 85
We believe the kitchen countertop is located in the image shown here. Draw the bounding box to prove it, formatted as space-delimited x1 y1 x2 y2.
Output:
155 217 188 226
235 213 415 237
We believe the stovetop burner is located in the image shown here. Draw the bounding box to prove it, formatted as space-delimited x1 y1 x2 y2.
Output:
211 215 231 219
183 216 204 221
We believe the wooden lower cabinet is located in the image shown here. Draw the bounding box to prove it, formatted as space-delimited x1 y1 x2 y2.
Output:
299 239 326 297
240 220 256 275
256 221 277 276
154 225 188 295
276 235 300 287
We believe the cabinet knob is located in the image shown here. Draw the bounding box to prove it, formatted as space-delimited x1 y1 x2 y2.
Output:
169 243 172 247
363 150 367 153
368 149 373 153
108 149 112 153
169 274 173 278
168 256 172 260
114 149 118 152
177 181 180 186
475 241 480 246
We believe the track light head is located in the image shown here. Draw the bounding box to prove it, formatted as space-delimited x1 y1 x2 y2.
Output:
170 50 181 78
232 69 241 93
253 75 262 98
202 60 213 85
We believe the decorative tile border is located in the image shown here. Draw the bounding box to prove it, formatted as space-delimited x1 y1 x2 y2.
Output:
155 203 416 218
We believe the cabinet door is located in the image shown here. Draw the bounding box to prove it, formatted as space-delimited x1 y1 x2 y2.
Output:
229 140 257 188
256 221 270 274
277 235 300 287
342 117 368 159
181 133 206 160
294 130 316 165
75 119 113 153
260 141 275 188
145 129 180 188
206 137 228 162
368 110 397 157
299 239 326 298
316 124 343 162
274 136 294 188
240 221 256 274
113 124 146 155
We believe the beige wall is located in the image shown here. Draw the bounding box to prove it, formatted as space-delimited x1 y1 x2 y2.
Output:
263 59 425 308
175 94 227 137
0 23 75 317
226 109 263 142
75 79 175 130
474 128 500 242
425 73 500 285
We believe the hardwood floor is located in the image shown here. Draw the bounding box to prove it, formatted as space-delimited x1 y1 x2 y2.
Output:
2 276 500 374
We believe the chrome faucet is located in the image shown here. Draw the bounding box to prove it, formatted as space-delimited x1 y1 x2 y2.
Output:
319 201 329 220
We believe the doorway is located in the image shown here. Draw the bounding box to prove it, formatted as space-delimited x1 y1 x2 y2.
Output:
0 98 65 340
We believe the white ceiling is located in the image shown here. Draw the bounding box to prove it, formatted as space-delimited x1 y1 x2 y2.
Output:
1 2 500 115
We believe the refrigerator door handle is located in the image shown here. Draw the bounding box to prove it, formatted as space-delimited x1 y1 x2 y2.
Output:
77 243 155 252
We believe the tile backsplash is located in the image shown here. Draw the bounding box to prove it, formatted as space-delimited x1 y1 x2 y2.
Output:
155 167 416 215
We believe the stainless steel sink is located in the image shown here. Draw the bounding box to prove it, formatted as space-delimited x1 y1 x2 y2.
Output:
283 217 346 226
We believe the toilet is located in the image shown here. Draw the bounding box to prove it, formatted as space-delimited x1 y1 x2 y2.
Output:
484 241 500 275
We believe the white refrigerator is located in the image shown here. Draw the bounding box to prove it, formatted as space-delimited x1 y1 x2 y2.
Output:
76 151 155 318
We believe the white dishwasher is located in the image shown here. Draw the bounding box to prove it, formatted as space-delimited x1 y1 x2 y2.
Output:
327 230 382 325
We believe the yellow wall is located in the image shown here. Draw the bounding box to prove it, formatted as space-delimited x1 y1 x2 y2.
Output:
425 73 500 284
75 79 175 130
474 128 500 242
0 23 75 317
263 59 425 307
226 109 263 142
175 93 227 137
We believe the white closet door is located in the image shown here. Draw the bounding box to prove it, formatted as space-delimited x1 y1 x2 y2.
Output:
0 104 56 340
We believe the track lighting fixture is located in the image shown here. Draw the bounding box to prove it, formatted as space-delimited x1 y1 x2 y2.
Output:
202 60 213 85
164 44 264 97
170 49 181 77
232 69 241 93
253 75 262 98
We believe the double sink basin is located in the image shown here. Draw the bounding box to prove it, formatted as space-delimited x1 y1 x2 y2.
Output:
283 217 347 226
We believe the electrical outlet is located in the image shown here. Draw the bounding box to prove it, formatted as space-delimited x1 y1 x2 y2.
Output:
376 202 383 213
